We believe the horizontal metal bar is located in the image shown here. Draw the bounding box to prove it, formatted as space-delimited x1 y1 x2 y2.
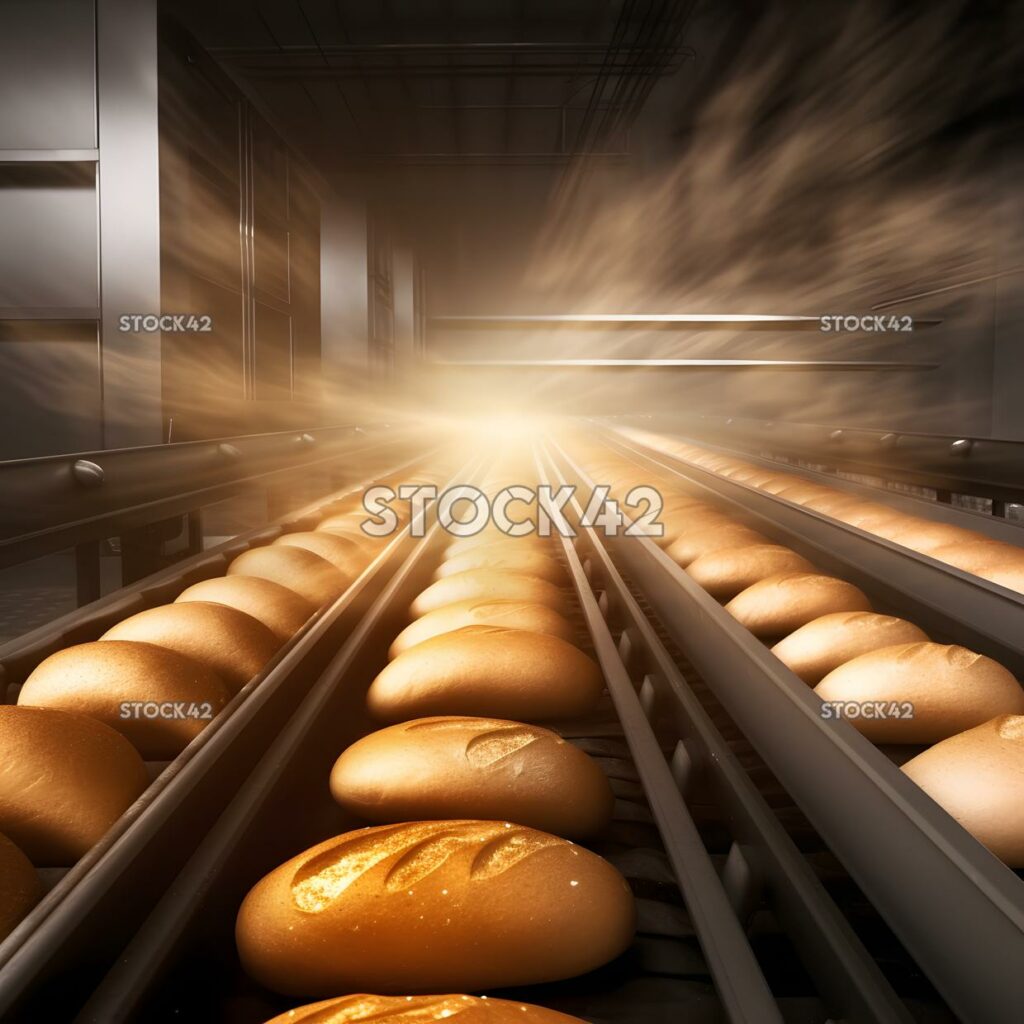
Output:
545 442 911 1024
432 358 938 370
637 413 1024 502
0 307 101 321
237 65 687 79
536 448 783 1024
212 43 696 56
870 267 1024 309
0 150 99 164
430 313 941 330
567 439 1024 1023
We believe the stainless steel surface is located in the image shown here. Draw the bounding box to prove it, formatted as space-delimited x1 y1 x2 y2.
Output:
431 313 940 329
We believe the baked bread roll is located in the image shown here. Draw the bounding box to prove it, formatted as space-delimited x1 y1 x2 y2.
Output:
316 513 387 546
331 717 613 838
772 483 834 505
102 602 280 694
17 640 230 758
368 627 603 722
802 492 869 518
881 519 979 554
261 995 586 1024
976 563 1024 596
0 706 148 865
927 539 1022 574
410 570 567 618
815 643 1024 743
687 544 817 601
176 576 314 642
390 599 576 658
902 715 1024 866
0 832 41 941
228 546 351 608
831 503 905 533
438 547 564 585
666 525 768 568
274 531 367 577
236 820 635 996
725 573 872 639
771 612 928 684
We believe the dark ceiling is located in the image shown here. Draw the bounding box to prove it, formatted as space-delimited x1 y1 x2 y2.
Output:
162 0 703 175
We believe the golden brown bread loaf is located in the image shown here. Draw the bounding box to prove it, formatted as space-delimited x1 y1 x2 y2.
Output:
390 599 576 658
17 640 230 758
102 601 280 694
666 525 769 568
330 717 613 838
176 575 315 642
315 513 386 547
686 544 817 601
235 820 635 996
883 519 982 555
228 545 352 608
274 531 367 577
725 573 872 639
831 503 906 533
771 612 929 684
815 643 1024 743
802 492 869 518
410 570 568 618
271 995 585 1024
901 715 1024 866
438 547 564 585
0 706 148 865
0 832 41 941
261 995 588 1023
368 627 603 722
928 539 1022 574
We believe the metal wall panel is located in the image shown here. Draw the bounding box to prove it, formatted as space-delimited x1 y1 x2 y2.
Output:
0 165 99 311
0 0 97 151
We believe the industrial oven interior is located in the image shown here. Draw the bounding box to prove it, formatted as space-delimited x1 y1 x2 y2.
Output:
0 1 1023 1022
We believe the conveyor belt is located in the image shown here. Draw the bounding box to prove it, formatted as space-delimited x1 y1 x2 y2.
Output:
0 446 451 1020
549 437 1024 1022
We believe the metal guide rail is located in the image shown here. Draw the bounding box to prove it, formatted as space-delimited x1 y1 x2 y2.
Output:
603 430 1024 677
0 422 412 572
535 445 913 1024
549 438 1024 1023
76 473 796 1024
0 446 450 1020
620 413 1024 505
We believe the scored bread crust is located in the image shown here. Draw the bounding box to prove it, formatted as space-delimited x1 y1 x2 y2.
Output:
236 820 636 997
330 716 613 838
260 994 588 1023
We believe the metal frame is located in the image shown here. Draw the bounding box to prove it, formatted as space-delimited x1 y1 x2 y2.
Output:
0 446 451 1020
0 423 404 569
553 439 1024 1023
538 444 912 1024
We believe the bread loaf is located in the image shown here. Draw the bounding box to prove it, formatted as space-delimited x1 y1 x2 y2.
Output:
771 612 929 684
725 573 872 639
687 544 817 601
902 715 1024 865
102 602 280 694
390 599 576 658
228 546 351 608
0 706 148 865
176 576 314 642
883 519 981 554
315 513 385 547
438 547 564 585
927 539 1022 574
410 570 567 618
331 717 613 838
274 531 367 577
261 996 588 1023
235 820 635 996
368 627 603 722
445 530 550 559
18 640 230 758
815 643 1024 743
666 525 768 568
0 832 41 941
